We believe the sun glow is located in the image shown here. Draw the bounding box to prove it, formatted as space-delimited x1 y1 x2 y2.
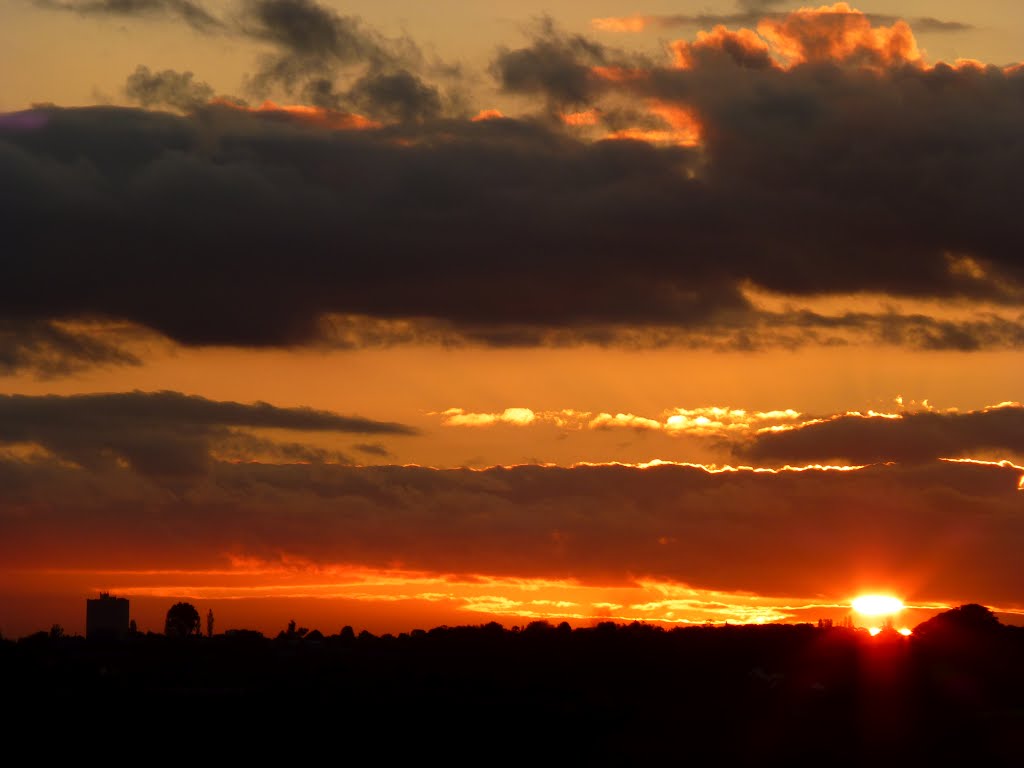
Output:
852 595 904 616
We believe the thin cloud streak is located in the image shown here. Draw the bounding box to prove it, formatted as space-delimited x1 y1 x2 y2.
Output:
0 390 416 483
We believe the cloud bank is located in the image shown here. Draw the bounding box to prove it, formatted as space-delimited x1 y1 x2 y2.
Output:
4 3 1023 361
1 458 1020 606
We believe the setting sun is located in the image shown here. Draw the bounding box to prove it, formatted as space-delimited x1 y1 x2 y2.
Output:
852 595 904 616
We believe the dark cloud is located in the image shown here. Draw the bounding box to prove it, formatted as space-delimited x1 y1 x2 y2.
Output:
214 431 354 464
3 7 1024 351
346 70 442 124
38 0 448 121
34 0 223 32
743 405 1024 465
0 319 140 377
725 309 1024 353
492 18 622 111
314 308 1024 352
635 63 1024 303
239 0 436 119
0 391 415 483
240 0 387 65
1 459 1021 606
353 442 392 458
125 65 216 112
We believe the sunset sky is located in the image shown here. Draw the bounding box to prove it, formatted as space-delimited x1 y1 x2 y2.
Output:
2 0 1023 639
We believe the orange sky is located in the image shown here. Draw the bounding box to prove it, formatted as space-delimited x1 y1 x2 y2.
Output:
1 2 1023 639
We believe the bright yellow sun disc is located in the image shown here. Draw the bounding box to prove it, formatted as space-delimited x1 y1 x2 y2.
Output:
852 595 904 616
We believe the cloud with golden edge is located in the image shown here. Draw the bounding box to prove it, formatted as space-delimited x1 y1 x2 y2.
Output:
668 3 928 72
434 405 802 437
436 407 537 426
744 402 1024 466
671 25 773 69
756 3 921 68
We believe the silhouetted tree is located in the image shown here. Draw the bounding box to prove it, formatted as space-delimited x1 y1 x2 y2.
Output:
524 620 553 636
915 603 1001 639
164 602 201 638
206 609 214 638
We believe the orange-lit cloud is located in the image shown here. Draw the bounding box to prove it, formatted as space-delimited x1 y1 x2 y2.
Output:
589 65 649 83
648 101 702 143
757 3 922 68
471 109 506 121
210 98 381 130
671 26 773 69
560 109 600 126
668 4 925 71
1 561 934 636
16 558 1013 638
606 100 703 146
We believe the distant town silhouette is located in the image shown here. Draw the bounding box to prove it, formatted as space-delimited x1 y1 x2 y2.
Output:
4 598 1021 763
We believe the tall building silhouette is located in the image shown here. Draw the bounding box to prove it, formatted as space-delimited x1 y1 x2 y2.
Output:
86 593 129 640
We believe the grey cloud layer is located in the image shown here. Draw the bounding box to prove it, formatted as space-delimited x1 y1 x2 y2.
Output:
1 459 1020 604
0 391 415 481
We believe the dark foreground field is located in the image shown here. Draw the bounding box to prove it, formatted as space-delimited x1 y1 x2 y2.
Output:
4 606 1022 764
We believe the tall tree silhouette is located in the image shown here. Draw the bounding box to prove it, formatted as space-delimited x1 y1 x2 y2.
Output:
165 602 201 637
